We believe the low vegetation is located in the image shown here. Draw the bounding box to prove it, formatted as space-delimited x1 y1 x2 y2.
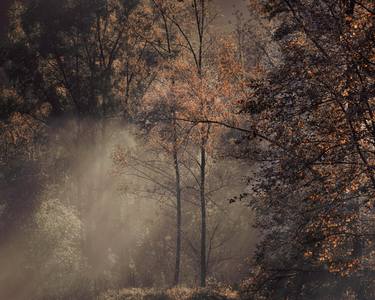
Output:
100 287 239 300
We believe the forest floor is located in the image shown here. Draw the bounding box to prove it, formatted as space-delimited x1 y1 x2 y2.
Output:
99 287 240 300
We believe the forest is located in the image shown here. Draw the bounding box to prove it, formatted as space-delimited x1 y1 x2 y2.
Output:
0 0 374 299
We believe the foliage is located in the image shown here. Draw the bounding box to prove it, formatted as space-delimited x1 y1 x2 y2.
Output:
28 196 87 299
240 0 375 299
4 0 375 298
99 287 239 300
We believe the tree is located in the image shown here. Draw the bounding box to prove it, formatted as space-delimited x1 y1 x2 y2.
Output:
238 1 375 298
1 0 160 296
150 0 213 286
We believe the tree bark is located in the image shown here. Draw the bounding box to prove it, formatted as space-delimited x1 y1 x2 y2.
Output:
173 147 182 286
200 141 206 287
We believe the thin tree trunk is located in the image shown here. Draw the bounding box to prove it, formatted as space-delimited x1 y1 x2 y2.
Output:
172 111 182 286
173 147 182 286
200 141 206 287
352 202 364 300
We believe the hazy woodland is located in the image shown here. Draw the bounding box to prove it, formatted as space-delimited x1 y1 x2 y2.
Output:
0 0 374 299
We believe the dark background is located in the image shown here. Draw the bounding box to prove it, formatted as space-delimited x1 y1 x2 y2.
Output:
0 0 246 36
0 0 12 35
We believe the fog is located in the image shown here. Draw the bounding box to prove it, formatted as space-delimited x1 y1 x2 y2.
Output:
0 118 257 299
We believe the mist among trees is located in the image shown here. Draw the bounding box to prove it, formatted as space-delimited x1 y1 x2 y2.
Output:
0 0 374 299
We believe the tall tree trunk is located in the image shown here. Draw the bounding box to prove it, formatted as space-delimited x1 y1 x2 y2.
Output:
173 147 182 286
200 141 206 287
75 117 86 253
352 202 364 300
